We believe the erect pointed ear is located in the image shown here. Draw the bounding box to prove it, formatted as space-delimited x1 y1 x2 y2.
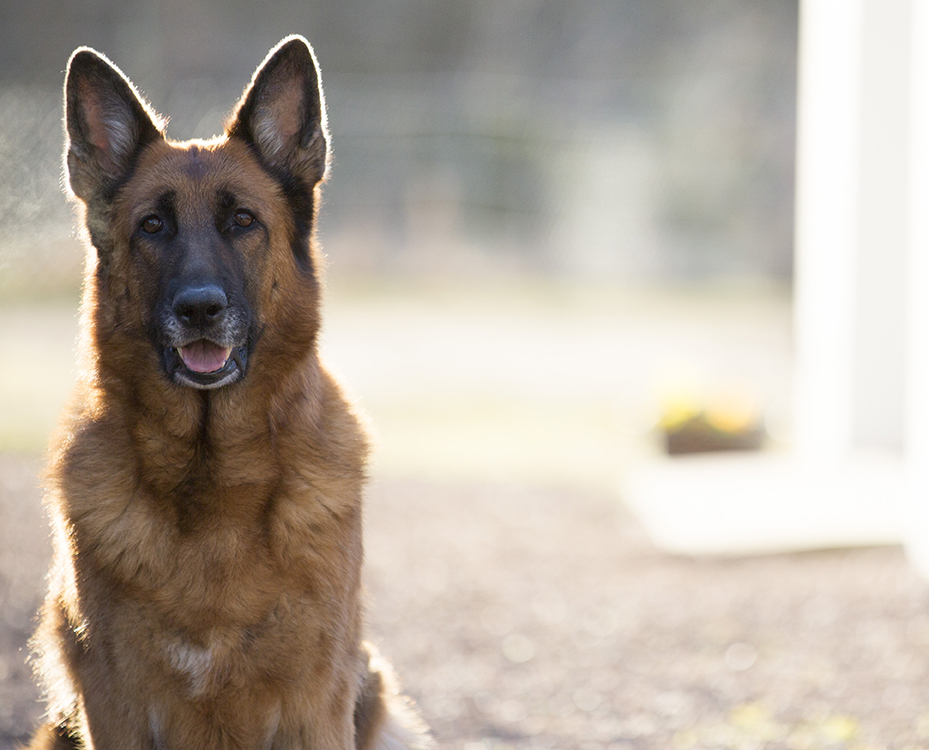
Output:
226 35 330 186
64 47 163 202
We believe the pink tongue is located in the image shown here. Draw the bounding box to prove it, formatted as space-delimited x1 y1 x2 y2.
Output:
179 341 231 374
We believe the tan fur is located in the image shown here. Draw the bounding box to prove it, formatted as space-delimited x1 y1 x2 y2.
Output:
27 36 431 750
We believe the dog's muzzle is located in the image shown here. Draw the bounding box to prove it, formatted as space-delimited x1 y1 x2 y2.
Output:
159 285 250 390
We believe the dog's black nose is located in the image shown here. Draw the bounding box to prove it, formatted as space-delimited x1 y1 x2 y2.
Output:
173 285 228 327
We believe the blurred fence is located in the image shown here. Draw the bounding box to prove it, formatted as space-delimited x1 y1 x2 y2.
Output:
0 0 798 299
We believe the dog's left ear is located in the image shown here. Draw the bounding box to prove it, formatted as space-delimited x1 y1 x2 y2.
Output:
227 36 329 186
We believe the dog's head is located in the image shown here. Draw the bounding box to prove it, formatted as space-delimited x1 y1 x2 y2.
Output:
64 37 328 391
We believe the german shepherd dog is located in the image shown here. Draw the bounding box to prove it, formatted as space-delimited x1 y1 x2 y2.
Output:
27 36 431 750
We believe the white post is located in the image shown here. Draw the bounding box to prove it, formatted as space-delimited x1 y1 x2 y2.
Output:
852 0 911 451
905 0 929 574
795 0 911 457
793 0 864 460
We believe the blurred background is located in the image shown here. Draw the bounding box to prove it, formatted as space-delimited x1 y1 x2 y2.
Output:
0 0 797 289
6 2 929 750
0 0 797 470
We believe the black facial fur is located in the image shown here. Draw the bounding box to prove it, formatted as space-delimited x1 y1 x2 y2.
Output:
139 192 257 390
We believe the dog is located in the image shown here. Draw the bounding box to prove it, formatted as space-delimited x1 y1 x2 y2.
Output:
27 36 431 750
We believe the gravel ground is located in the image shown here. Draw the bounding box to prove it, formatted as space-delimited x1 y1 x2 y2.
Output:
2 453 929 750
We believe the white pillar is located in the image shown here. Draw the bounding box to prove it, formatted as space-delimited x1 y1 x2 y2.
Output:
905 0 929 574
853 0 911 451
794 0 911 458
793 0 864 460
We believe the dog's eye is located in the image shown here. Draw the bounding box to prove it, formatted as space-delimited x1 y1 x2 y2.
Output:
234 210 255 228
141 216 163 234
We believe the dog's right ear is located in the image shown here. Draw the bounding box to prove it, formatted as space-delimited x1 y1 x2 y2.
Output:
64 48 163 202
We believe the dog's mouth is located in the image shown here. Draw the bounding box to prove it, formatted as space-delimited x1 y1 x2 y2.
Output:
165 340 248 390
179 340 232 374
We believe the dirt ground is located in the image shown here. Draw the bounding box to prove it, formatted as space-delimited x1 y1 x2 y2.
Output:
2 452 928 750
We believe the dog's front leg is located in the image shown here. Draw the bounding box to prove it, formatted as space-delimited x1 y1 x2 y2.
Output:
25 697 153 750
274 683 359 750
80 684 157 750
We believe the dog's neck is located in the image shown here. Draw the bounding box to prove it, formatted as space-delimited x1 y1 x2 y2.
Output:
78 324 325 498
